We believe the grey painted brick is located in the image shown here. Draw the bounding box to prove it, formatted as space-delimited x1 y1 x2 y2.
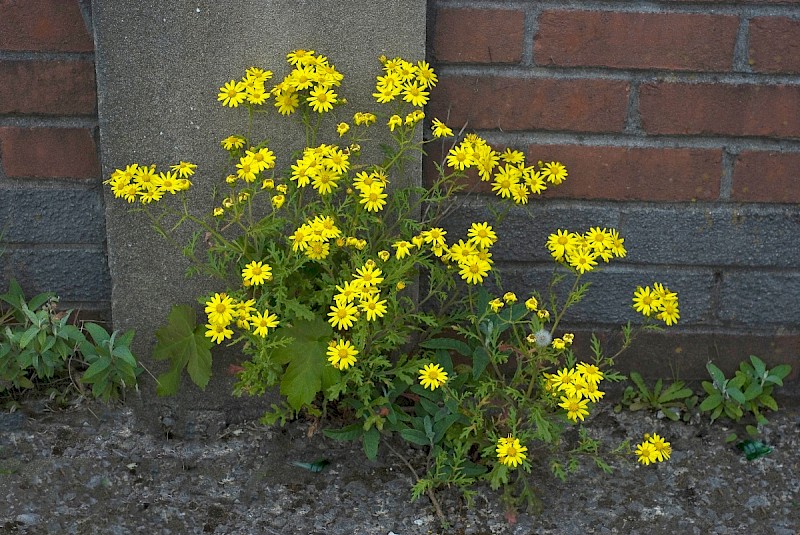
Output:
718 270 800 327
1 247 110 303
444 199 800 269
493 264 715 326
620 205 800 269
0 187 107 244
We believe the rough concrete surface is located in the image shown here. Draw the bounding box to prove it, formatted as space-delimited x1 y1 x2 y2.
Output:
0 395 798 534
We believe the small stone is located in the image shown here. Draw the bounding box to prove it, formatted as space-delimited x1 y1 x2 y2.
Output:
15 513 42 526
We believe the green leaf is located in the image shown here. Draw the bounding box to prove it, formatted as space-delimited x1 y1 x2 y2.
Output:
18 326 39 350
82 358 111 382
419 337 472 357
83 323 111 346
699 393 723 412
471 346 489 380
769 364 792 381
743 381 762 401
363 426 379 460
749 355 767 378
629 372 650 398
152 305 213 395
706 362 726 387
400 428 432 446
659 383 694 403
758 394 778 412
661 407 680 421
724 432 738 443
272 318 332 410
323 423 363 441
727 387 746 406
432 413 460 444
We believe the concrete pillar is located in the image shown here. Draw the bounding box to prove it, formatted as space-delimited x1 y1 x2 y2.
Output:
94 0 426 420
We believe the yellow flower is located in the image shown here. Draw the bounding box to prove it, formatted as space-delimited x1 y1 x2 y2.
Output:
496 435 527 468
467 222 497 249
251 310 279 337
242 261 272 286
204 293 235 326
489 298 504 312
336 122 350 136
307 85 337 113
387 114 403 131
205 322 233 344
359 294 388 322
213 207 224 217
218 80 246 107
541 161 568 184
170 161 197 178
502 292 517 304
328 302 358 330
327 339 358 370
525 296 538 311
559 394 590 422
418 363 448 390
431 118 453 138
271 194 285 209
378 250 390 262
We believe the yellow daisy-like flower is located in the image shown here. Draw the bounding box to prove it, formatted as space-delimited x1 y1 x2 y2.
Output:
328 302 358 330
359 183 388 212
635 440 658 465
204 293 235 326
359 294 388 322
307 85 337 113
242 261 272 286
218 80 246 108
418 363 448 390
336 122 350 137
251 310 279 338
327 339 358 370
205 322 233 344
632 286 660 317
467 222 497 249
221 136 245 151
559 394 590 422
525 296 538 311
402 82 429 107
648 433 672 462
496 435 528 468
541 161 568 184
502 292 517 304
458 256 491 285
392 240 414 260
489 298 504 313
387 114 403 132
170 161 197 178
576 362 603 384
431 118 453 138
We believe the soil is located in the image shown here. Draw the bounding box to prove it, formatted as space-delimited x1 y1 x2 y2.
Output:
0 393 798 535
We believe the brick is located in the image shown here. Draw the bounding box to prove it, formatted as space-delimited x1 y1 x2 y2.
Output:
719 271 800 326
0 187 106 244
0 60 96 115
433 8 525 64
0 248 110 303
442 201 800 269
526 145 721 201
749 17 800 74
535 11 737 71
639 83 800 138
732 151 800 203
430 76 629 133
0 127 100 179
0 0 93 52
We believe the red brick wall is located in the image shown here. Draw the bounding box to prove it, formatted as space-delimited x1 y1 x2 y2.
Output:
429 2 800 378
0 0 109 317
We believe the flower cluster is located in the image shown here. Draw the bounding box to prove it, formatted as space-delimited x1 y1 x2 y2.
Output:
104 162 194 204
546 227 627 274
290 144 352 196
203 292 278 344
496 435 528 468
217 67 273 108
443 136 567 205
372 56 437 106
632 283 680 326
634 433 671 465
545 362 605 423
218 50 343 115
290 215 344 261
327 260 388 332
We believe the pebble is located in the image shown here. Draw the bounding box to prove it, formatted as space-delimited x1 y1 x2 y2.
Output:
15 513 41 525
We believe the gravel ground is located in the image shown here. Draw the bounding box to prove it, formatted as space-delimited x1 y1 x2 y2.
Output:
0 394 798 535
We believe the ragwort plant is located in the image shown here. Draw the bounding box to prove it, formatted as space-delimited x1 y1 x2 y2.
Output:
105 50 676 523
